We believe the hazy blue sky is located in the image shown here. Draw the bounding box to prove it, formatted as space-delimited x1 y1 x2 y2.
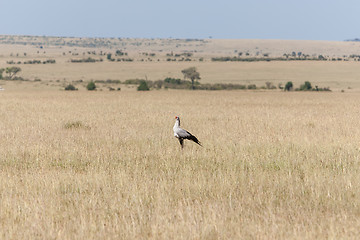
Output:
0 0 358 40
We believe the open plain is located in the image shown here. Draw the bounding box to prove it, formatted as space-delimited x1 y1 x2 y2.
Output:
1 36 360 91
1 36 360 239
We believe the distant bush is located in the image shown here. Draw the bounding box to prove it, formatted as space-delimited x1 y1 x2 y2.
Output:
212 55 326 62
65 84 78 91
116 58 133 62
95 79 121 84
196 83 247 90
299 81 312 91
164 77 182 84
4 76 27 81
285 81 293 91
24 60 41 64
162 77 195 89
71 57 102 63
124 77 263 91
247 84 257 90
43 59 56 64
86 81 96 91
212 56 277 62
119 77 331 92
137 81 150 91
124 79 144 85
7 59 56 64
265 82 277 89
115 50 127 56
152 80 163 89
314 86 331 92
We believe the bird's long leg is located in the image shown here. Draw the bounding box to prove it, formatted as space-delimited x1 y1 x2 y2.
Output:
178 138 184 149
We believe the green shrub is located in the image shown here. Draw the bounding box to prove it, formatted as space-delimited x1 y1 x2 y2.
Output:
65 84 77 91
116 58 133 62
124 79 144 85
137 81 150 91
115 50 126 56
195 83 247 90
299 81 312 91
86 81 96 91
164 77 182 84
247 84 257 90
285 81 293 91
70 57 101 63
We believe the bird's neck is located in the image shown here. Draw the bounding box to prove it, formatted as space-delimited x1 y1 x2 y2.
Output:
174 119 180 128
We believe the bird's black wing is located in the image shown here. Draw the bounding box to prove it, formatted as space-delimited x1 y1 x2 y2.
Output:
184 131 202 146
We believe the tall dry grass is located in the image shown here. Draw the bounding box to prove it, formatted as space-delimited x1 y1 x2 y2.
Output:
0 90 360 239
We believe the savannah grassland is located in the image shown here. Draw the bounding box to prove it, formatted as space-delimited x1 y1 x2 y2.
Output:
1 37 360 239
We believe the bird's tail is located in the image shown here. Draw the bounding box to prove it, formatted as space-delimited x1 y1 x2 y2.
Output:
189 135 202 147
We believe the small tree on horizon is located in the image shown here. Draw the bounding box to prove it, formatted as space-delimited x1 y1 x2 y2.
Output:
181 67 201 90
5 66 21 79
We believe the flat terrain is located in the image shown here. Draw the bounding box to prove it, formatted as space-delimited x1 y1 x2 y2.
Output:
1 90 360 239
3 61 360 91
1 36 360 239
1 36 360 91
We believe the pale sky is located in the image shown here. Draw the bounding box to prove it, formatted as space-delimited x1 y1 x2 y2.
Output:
0 0 358 40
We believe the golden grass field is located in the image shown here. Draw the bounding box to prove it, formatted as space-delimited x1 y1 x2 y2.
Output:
1 90 360 239
1 37 360 239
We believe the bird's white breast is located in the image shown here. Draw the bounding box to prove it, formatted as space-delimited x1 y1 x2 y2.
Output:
173 119 181 138
173 126 179 138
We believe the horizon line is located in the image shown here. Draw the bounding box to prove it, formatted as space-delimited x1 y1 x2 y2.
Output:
0 34 356 42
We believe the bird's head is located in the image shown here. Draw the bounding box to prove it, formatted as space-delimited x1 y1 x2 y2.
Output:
174 116 180 125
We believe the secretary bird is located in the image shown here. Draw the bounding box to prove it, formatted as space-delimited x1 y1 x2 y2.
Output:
173 116 202 148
